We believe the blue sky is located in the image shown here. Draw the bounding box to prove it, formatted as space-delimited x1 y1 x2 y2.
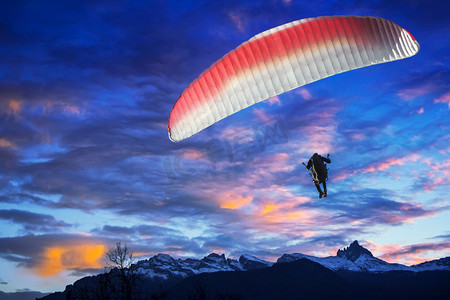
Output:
0 0 449 293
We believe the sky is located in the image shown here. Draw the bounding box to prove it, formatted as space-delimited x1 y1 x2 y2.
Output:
0 0 449 294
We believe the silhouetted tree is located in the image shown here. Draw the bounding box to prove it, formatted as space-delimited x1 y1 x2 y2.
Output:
106 241 137 300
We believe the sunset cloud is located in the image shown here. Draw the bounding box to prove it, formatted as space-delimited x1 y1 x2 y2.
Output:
364 153 421 173
296 88 312 100
267 96 282 106
253 108 273 123
397 84 433 101
375 241 450 265
0 138 15 149
434 92 450 108
0 234 108 277
220 194 253 210
333 153 421 181
8 100 21 114
35 244 105 276
228 10 246 32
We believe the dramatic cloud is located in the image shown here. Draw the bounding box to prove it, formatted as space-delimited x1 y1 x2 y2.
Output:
0 234 107 277
0 209 72 233
0 0 448 293
36 244 105 276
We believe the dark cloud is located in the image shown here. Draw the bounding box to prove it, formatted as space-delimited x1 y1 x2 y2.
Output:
92 224 185 240
431 234 450 240
0 209 72 233
0 234 102 267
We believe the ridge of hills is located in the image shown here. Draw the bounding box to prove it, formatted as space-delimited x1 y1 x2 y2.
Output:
40 240 450 300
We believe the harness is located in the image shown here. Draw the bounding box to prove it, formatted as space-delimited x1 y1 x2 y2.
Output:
310 156 328 184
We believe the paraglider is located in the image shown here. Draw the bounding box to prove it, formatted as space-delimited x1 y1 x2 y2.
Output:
303 153 331 198
168 15 419 142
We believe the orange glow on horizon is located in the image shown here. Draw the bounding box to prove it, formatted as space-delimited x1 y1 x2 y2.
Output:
35 244 105 276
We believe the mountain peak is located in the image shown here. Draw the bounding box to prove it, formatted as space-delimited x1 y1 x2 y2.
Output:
337 240 373 262
239 254 274 270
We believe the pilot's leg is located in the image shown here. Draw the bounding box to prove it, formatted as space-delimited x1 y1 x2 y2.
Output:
314 181 324 198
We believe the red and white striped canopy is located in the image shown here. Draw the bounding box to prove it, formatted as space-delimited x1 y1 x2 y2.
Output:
168 15 419 142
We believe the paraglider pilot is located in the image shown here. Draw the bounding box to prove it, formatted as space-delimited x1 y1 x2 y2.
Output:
303 153 331 198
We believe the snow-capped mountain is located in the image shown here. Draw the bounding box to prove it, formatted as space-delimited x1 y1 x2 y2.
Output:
40 241 450 300
278 240 445 272
412 256 450 271
134 252 273 280
278 240 412 272
133 240 447 281
239 254 274 270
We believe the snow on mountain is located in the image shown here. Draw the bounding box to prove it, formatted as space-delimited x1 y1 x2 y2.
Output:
134 252 268 280
278 252 362 271
337 240 374 261
134 240 448 281
239 254 274 270
412 257 450 271
40 240 450 300
278 240 437 272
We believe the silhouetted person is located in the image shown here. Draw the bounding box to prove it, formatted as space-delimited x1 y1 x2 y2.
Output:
304 153 331 198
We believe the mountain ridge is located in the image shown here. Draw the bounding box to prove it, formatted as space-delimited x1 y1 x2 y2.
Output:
39 240 450 300
131 239 448 279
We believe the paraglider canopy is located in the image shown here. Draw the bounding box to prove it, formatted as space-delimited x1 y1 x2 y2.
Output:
168 15 419 142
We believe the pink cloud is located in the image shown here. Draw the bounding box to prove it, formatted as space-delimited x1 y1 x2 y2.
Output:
331 171 353 182
363 153 421 173
397 84 433 101
252 152 294 173
374 241 450 266
228 11 246 32
253 108 272 123
0 138 15 149
333 154 421 182
180 149 206 160
344 129 368 141
423 177 449 192
8 100 21 114
267 96 282 106
438 147 450 155
2 100 23 119
422 158 450 191
416 107 424 114
40 101 84 117
434 92 450 108
301 124 337 154
217 125 255 141
63 105 81 116
296 88 312 100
